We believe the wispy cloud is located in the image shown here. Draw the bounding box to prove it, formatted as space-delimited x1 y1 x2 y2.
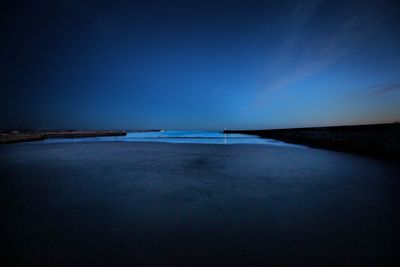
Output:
253 0 380 108
366 82 400 97
344 82 400 100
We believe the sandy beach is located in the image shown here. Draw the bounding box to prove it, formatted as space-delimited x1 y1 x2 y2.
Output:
1 142 399 266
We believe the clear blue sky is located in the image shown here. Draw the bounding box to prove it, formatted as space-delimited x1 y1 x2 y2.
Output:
1 0 400 130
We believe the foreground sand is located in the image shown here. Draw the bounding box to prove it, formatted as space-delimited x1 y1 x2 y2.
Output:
1 142 399 266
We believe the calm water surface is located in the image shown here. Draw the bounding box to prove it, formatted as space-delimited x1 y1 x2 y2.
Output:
1 140 399 266
42 131 301 146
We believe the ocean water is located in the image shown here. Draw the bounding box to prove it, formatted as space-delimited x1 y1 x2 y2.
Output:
1 140 399 266
42 130 301 146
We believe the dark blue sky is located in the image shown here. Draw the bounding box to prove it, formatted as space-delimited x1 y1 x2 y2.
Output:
2 0 400 130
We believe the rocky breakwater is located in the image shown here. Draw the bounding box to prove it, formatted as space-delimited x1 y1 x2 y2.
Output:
0 130 127 144
224 123 400 159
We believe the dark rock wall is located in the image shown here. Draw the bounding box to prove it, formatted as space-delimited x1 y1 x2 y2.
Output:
225 123 400 159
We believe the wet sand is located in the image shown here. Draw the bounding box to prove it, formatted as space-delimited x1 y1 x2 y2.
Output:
1 142 399 266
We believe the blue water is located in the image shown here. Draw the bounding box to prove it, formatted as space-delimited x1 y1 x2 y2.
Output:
2 141 399 265
41 131 302 146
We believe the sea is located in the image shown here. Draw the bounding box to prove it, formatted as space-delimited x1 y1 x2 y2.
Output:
2 130 399 265
41 130 301 146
